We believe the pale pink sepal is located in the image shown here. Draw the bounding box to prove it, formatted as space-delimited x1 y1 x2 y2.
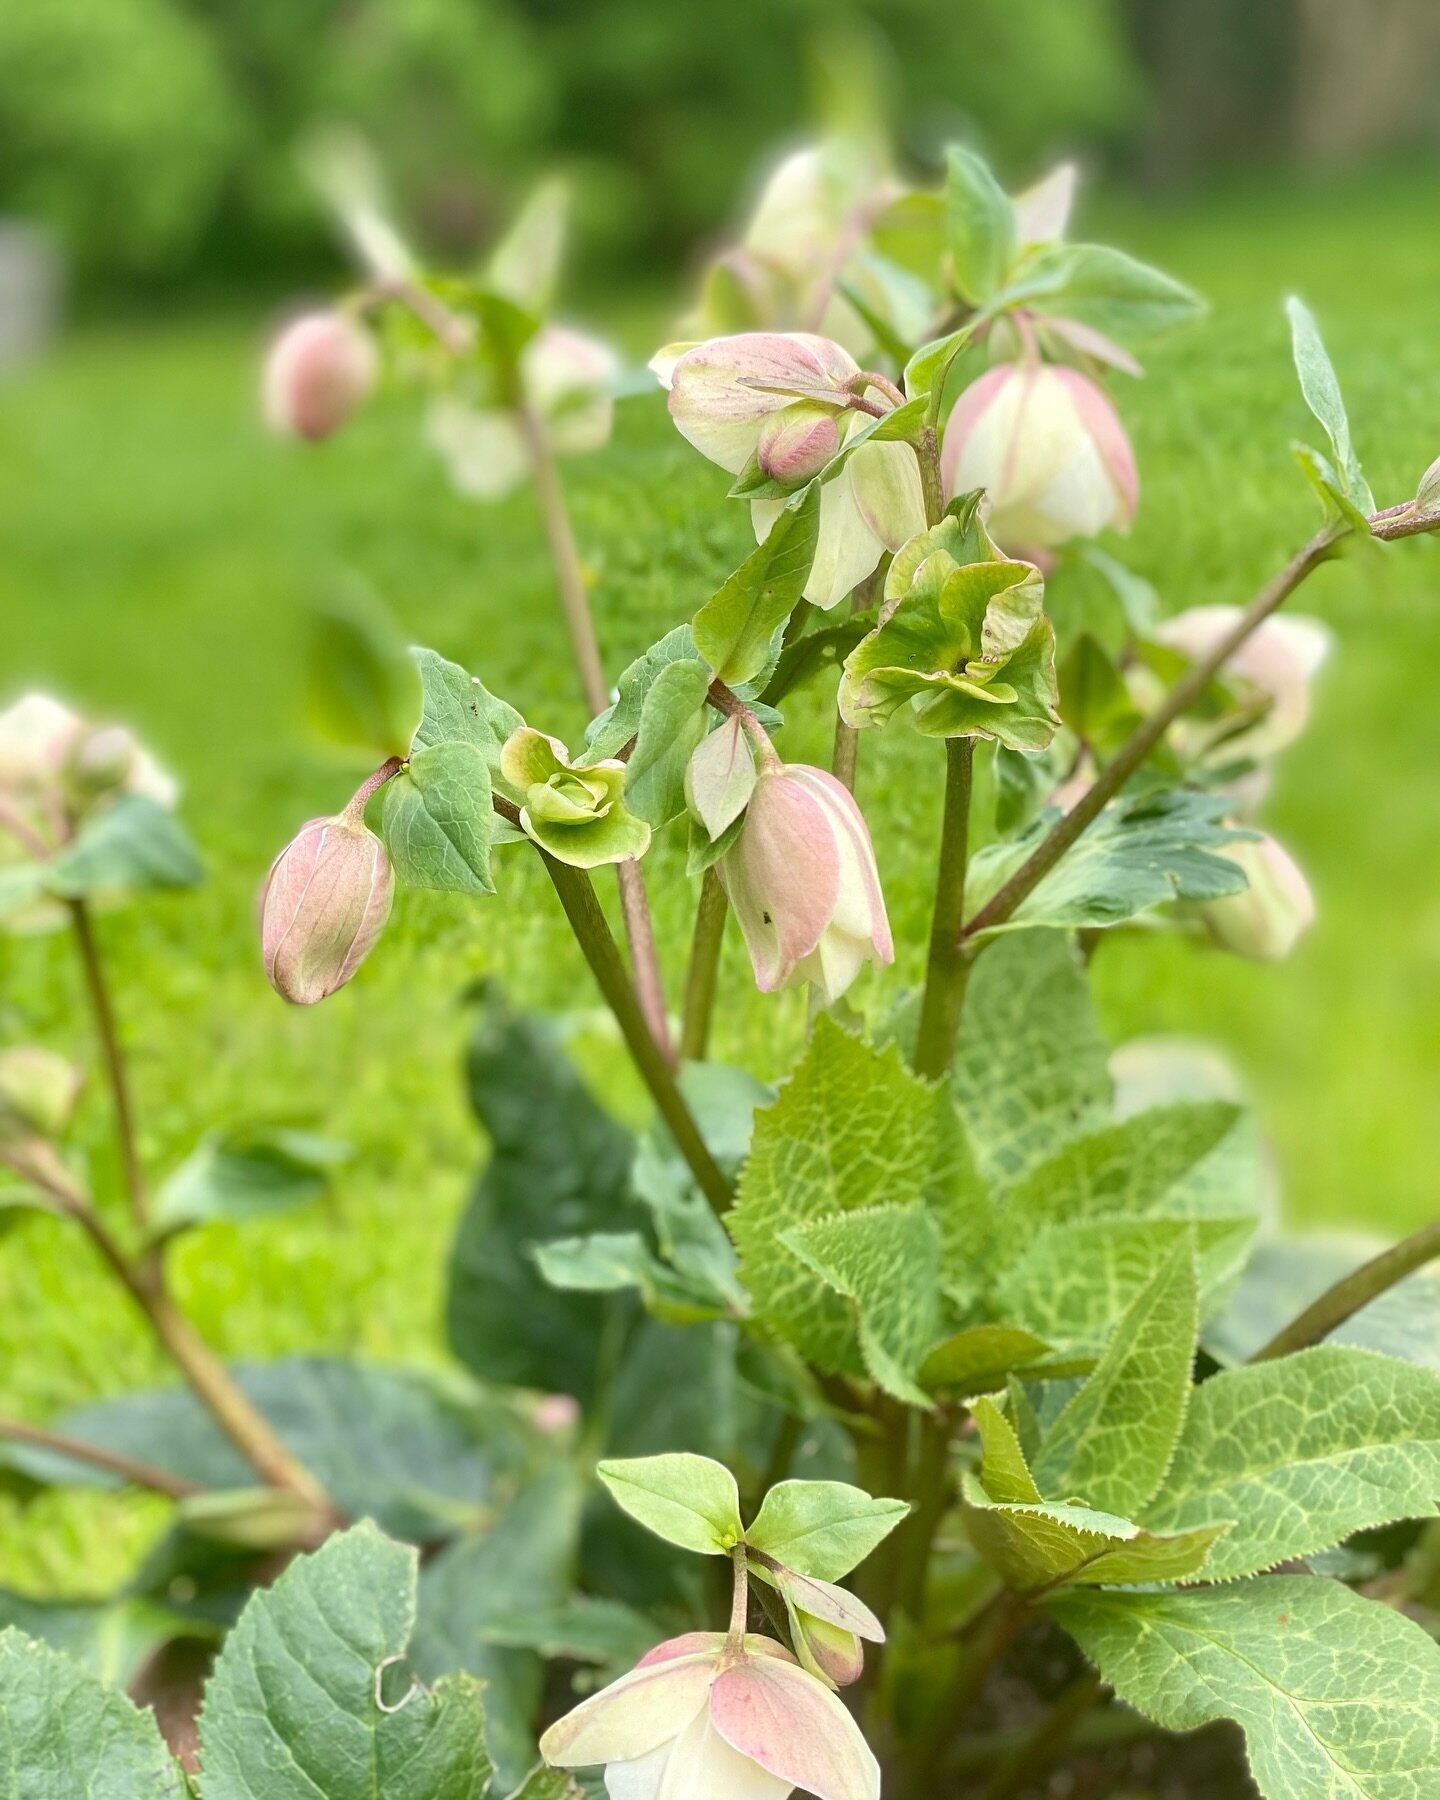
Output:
710 1656 881 1800
669 333 859 475
538 1652 719 1769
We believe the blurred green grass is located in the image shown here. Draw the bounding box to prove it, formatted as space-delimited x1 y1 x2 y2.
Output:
2 170 1439 1590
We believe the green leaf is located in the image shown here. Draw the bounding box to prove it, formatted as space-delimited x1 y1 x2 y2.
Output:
533 1230 726 1323
903 321 980 408
623 657 712 829
1287 296 1374 514
380 740 496 893
505 1770 584 1800
998 243 1205 343
583 626 698 762
685 715 757 841
308 589 424 759
199 1522 492 1800
953 931 1111 1185
972 1395 1043 1504
920 1324 1057 1396
728 1019 952 1374
693 484 821 685
0 1628 184 1796
411 647 523 775
965 791 1251 937
149 1124 348 1238
782 1204 944 1405
1050 1578 1440 1800
1057 632 1138 746
596 1453 743 1554
745 1481 908 1582
47 795 204 898
0 1591 188 1692
963 1480 1225 1593
487 176 568 312
946 147 1016 306
1031 1247 1197 1514
472 1596 663 1679
1142 1346 1440 1581
757 610 877 708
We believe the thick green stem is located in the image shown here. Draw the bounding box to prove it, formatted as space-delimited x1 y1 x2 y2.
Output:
896 1409 953 1619
914 738 975 1079
680 867 728 1062
1251 1218 1440 1363
69 900 147 1227
540 851 732 1215
901 1591 1027 1797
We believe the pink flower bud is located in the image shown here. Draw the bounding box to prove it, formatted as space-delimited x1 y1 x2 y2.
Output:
263 311 377 442
0 1047 82 1141
1200 834 1315 961
259 813 393 1004
667 332 859 475
720 764 892 1004
941 363 1138 553
1156 606 1331 760
0 693 83 793
756 403 842 484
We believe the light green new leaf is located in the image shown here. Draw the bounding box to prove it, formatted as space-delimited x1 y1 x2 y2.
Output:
0 1628 185 1798
728 1019 948 1373
1032 1247 1197 1515
199 1522 492 1800
685 715 757 841
381 740 495 894
149 1124 348 1238
308 589 424 758
920 1324 1057 1396
1143 1345 1440 1581
947 147 1015 305
972 1396 1043 1504
596 1453 743 1555
693 484 821 684
47 795 205 899
998 243 1204 343
745 1480 909 1582
953 931 1111 1185
782 1204 944 1406
411 647 523 776
1287 296 1374 514
583 625 698 762
963 1478 1225 1594
964 791 1250 937
904 321 979 409
487 176 568 312
624 657 711 828
1050 1578 1440 1800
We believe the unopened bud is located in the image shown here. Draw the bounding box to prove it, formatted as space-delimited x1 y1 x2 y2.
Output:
1417 454 1440 511
1201 834 1315 961
259 812 393 1004
756 402 842 485
0 1047 82 1141
263 311 377 442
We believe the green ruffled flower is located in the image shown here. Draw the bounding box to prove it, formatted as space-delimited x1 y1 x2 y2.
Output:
500 728 652 868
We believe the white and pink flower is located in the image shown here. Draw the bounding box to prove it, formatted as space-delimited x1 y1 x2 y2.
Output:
1200 833 1315 962
263 311 378 443
1156 606 1332 761
259 813 394 1005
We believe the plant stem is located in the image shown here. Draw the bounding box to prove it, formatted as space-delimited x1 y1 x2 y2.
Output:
680 867 728 1062
901 1591 1027 1796
918 425 945 528
538 846 733 1215
518 401 677 1066
1251 1217 1440 1363
896 1409 952 1618
914 738 975 1080
0 1415 205 1500
982 1672 1106 1800
726 1542 751 1650
68 899 147 1228
831 578 878 794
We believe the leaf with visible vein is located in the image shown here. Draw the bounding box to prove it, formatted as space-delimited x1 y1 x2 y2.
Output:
693 484 820 685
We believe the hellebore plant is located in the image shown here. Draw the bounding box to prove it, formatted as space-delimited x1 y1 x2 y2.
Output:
5 142 1440 1800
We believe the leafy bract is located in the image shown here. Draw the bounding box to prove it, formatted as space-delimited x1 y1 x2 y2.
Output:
596 1452 743 1554
583 625 698 762
693 483 820 684
998 243 1204 344
45 795 205 900
964 791 1251 936
410 647 523 774
471 1595 663 1681
623 656 711 828
685 714 757 841
745 1481 909 1582
380 740 495 894
1287 296 1374 516
946 147 1015 306
1031 1247 1197 1515
1050 1578 1440 1800
199 1523 492 1800
0 1628 185 1798
1142 1346 1440 1581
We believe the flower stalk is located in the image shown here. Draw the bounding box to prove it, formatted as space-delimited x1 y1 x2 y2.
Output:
68 899 147 1227
680 867 729 1062
913 738 975 1079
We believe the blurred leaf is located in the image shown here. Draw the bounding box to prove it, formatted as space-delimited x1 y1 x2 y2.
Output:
475 1596 663 1678
946 148 1015 305
999 244 1205 342
532 1231 727 1323
1287 296 1374 514
380 740 495 894
0 1627 184 1796
487 177 569 313
308 589 424 759
148 1124 348 1239
693 484 820 685
1057 632 1139 747
47 795 204 899
623 657 711 829
176 1486 331 1551
200 1523 491 1800
0 1591 191 1690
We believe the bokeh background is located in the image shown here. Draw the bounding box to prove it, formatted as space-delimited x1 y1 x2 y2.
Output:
3 0 1439 1590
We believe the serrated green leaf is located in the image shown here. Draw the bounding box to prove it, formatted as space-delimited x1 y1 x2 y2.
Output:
46 795 205 899
308 590 424 758
920 1324 1056 1396
410 647 523 775
623 657 711 829
1142 1346 1440 1581
693 484 821 684
199 1522 492 1800
1032 1247 1197 1514
380 740 495 894
972 1395 1043 1504
997 243 1205 343
953 931 1111 1185
946 148 1015 305
1287 296 1374 514
745 1481 909 1581
149 1125 348 1238
782 1204 944 1405
1049 1578 1440 1800
0 1628 185 1797
597 1453 742 1555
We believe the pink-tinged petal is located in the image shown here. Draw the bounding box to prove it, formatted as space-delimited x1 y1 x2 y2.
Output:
710 1659 880 1800
1054 367 1138 523
848 440 927 552
756 403 842 483
263 312 376 442
261 816 394 1005
1037 314 1143 378
792 1613 866 1688
540 1656 718 1769
1156 607 1331 755
1012 162 1077 244
939 364 1013 499
787 768 893 966
756 465 884 610
605 1741 672 1800
658 1708 793 1800
669 335 854 475
769 1568 884 1642
637 1633 729 1669
722 773 841 992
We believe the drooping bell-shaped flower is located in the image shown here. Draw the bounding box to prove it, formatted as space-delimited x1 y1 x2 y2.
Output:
540 1631 880 1800
263 311 378 442
719 763 892 1004
1156 606 1332 762
259 813 394 1004
0 693 83 796
941 362 1137 555
660 332 925 609
1200 833 1315 961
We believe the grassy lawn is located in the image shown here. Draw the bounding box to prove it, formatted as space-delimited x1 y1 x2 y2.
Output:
2 169 1438 1590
